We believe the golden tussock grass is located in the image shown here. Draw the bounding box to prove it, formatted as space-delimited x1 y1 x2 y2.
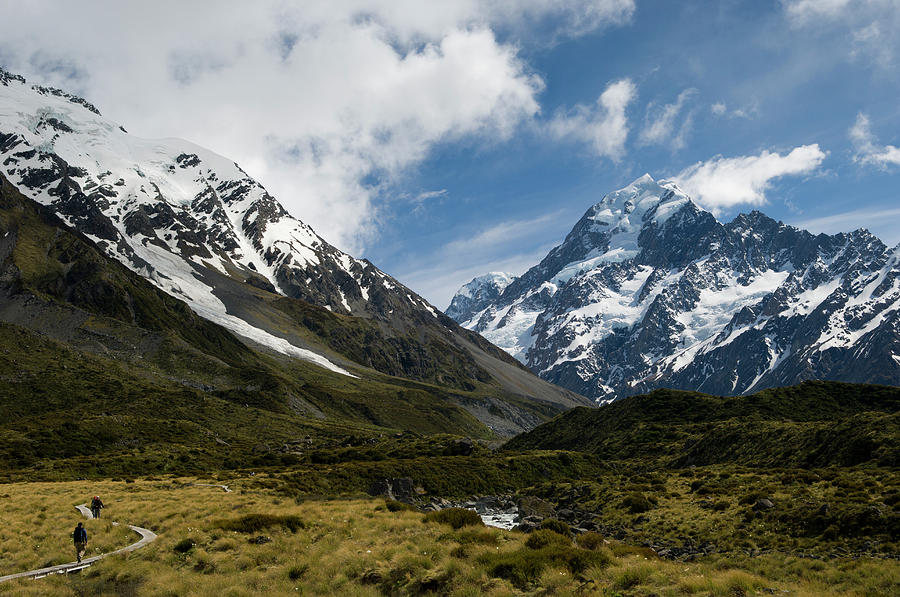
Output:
0 476 896 596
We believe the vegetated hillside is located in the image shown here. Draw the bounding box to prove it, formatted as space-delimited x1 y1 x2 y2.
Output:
504 381 900 468
0 175 586 479
0 68 589 430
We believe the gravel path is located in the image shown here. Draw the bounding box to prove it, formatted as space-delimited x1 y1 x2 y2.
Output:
0 503 157 584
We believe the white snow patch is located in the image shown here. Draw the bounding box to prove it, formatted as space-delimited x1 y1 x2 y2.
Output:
676 269 790 347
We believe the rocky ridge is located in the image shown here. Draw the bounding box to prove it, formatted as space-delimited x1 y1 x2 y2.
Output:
450 174 900 401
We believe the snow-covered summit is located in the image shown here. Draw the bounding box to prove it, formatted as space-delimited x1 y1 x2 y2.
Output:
0 67 441 374
445 272 515 322
449 175 900 402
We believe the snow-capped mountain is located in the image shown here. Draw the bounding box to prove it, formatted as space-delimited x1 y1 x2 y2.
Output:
450 174 900 402
0 67 591 421
445 272 515 323
0 68 411 373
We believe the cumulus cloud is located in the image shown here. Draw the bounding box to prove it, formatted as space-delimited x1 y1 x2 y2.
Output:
673 145 827 213
639 89 696 149
849 113 900 168
0 1 633 253
547 78 636 160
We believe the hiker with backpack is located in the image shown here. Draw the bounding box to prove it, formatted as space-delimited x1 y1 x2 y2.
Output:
90 495 104 519
73 522 87 563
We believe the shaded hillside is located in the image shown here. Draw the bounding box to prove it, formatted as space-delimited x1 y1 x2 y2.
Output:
504 381 900 468
0 175 574 459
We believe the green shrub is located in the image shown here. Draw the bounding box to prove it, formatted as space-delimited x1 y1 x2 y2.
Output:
480 545 612 589
385 499 416 512
622 492 654 514
613 563 653 590
525 529 571 549
738 491 767 506
449 528 500 545
173 538 195 553
423 507 483 529
215 514 306 533
575 531 605 551
539 518 571 536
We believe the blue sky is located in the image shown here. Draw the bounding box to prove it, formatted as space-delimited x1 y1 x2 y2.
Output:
2 1 899 308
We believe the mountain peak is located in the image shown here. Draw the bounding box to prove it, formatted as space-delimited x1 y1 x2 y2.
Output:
445 272 515 323
451 176 900 403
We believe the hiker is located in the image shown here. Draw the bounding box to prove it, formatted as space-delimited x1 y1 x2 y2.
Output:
73 522 87 563
90 495 104 519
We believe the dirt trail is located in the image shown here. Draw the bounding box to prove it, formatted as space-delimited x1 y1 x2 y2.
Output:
0 503 157 584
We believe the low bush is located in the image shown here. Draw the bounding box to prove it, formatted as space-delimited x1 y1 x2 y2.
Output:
423 507 483 529
448 528 500 545
739 491 768 506
539 518 571 536
215 513 306 533
480 545 613 589
385 499 416 512
575 531 605 551
525 529 571 549
173 537 195 553
622 492 655 514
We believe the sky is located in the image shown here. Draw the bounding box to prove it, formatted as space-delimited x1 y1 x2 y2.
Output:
1 0 899 308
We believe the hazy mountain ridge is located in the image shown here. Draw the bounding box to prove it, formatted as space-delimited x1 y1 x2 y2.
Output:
451 175 900 402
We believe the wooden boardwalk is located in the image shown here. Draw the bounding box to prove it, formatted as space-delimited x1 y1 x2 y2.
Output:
0 504 157 584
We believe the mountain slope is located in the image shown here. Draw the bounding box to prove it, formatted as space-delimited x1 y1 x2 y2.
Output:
504 380 900 468
0 67 590 431
451 175 900 401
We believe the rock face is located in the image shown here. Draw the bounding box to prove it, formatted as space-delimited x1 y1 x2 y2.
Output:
450 174 900 402
0 67 591 424
445 272 515 323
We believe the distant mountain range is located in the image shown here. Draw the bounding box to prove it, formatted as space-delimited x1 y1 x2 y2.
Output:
450 174 900 402
0 67 589 438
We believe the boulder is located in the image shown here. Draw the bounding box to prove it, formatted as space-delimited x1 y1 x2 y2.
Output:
753 498 775 511
517 496 555 519
447 437 475 456
367 477 417 503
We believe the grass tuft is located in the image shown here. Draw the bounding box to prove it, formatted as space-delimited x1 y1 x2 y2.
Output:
214 513 306 533
423 507 483 529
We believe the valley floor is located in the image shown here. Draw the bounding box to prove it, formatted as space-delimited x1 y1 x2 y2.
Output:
0 475 897 596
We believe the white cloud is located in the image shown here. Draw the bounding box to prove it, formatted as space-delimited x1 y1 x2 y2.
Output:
673 145 827 213
638 88 696 149
0 1 633 253
783 0 854 23
849 113 900 168
414 189 449 202
710 100 759 120
784 0 900 67
547 78 636 160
